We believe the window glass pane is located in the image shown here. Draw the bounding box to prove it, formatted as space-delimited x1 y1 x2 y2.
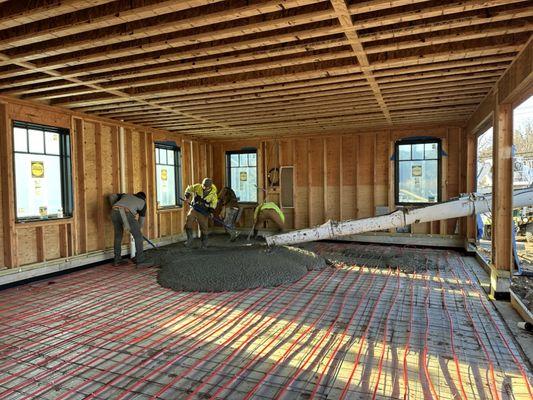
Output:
249 153 257 166
159 148 166 164
239 153 248 167
28 129 44 153
45 131 60 155
398 144 411 160
15 153 62 219
156 164 176 207
13 127 27 152
398 160 438 204
230 166 257 202
167 149 174 165
230 154 239 167
155 147 159 164
412 143 424 160
424 142 438 159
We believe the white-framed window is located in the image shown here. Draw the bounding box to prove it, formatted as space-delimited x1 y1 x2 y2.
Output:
13 121 73 221
155 144 181 208
226 150 258 203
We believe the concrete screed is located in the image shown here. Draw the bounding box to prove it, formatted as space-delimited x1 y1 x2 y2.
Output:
0 242 531 399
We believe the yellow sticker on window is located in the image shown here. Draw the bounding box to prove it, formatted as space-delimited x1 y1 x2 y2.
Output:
412 165 422 177
161 169 167 181
240 171 247 181
31 161 44 178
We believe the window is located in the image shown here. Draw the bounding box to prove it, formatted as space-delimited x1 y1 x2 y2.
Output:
226 150 258 203
395 139 441 205
13 121 73 221
155 144 181 208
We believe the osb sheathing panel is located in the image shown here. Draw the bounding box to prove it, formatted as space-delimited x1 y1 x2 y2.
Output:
208 126 466 234
44 225 61 261
17 228 37 266
0 98 201 268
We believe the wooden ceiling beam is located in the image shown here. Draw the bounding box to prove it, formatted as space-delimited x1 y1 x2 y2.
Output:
9 8 338 70
359 5 533 42
331 0 391 123
78 74 369 113
135 99 381 122
349 0 527 31
0 0 225 51
365 22 533 55
122 91 377 119
0 0 114 30
23 49 357 100
0 51 246 135
96 83 374 116
52 62 367 107
0 24 346 82
3 0 326 64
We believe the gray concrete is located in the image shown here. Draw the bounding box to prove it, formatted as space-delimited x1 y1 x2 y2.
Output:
149 235 327 292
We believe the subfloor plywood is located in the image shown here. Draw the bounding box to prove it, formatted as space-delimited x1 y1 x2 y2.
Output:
0 244 531 399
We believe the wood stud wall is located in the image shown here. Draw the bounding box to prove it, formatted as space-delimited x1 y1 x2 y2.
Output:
0 97 205 269
209 126 463 234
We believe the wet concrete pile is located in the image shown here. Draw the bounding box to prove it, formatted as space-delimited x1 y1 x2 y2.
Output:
300 243 438 274
144 235 327 292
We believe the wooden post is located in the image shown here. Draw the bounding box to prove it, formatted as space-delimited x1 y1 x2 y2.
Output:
74 118 87 254
0 103 18 268
94 122 105 250
491 99 513 297
465 132 477 243
36 227 45 262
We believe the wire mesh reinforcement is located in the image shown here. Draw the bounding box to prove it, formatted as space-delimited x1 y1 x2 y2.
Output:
0 243 531 399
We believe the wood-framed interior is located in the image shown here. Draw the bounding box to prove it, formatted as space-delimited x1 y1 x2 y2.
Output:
0 2 531 294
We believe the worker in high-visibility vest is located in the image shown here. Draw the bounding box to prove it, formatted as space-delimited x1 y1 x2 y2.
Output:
252 202 285 238
184 178 218 248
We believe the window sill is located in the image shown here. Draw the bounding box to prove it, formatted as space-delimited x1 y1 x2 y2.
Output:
16 217 73 227
157 207 183 213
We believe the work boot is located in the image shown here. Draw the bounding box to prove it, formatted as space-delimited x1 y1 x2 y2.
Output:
113 257 128 266
229 230 239 242
184 228 194 247
201 234 208 249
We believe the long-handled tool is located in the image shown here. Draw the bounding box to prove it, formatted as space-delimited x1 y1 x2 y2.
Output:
143 235 158 250
179 197 236 232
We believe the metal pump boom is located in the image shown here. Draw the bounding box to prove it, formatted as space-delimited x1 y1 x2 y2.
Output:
266 188 533 247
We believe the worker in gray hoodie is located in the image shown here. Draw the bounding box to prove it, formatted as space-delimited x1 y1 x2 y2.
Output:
108 192 148 266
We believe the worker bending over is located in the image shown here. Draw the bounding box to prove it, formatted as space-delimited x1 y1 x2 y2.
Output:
253 202 285 238
184 178 218 248
109 192 148 267
218 186 240 241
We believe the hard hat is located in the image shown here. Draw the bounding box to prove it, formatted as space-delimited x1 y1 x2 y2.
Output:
202 178 213 188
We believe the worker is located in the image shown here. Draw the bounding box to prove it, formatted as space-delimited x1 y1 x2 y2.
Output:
218 186 240 241
184 178 218 248
252 202 285 238
109 192 148 267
